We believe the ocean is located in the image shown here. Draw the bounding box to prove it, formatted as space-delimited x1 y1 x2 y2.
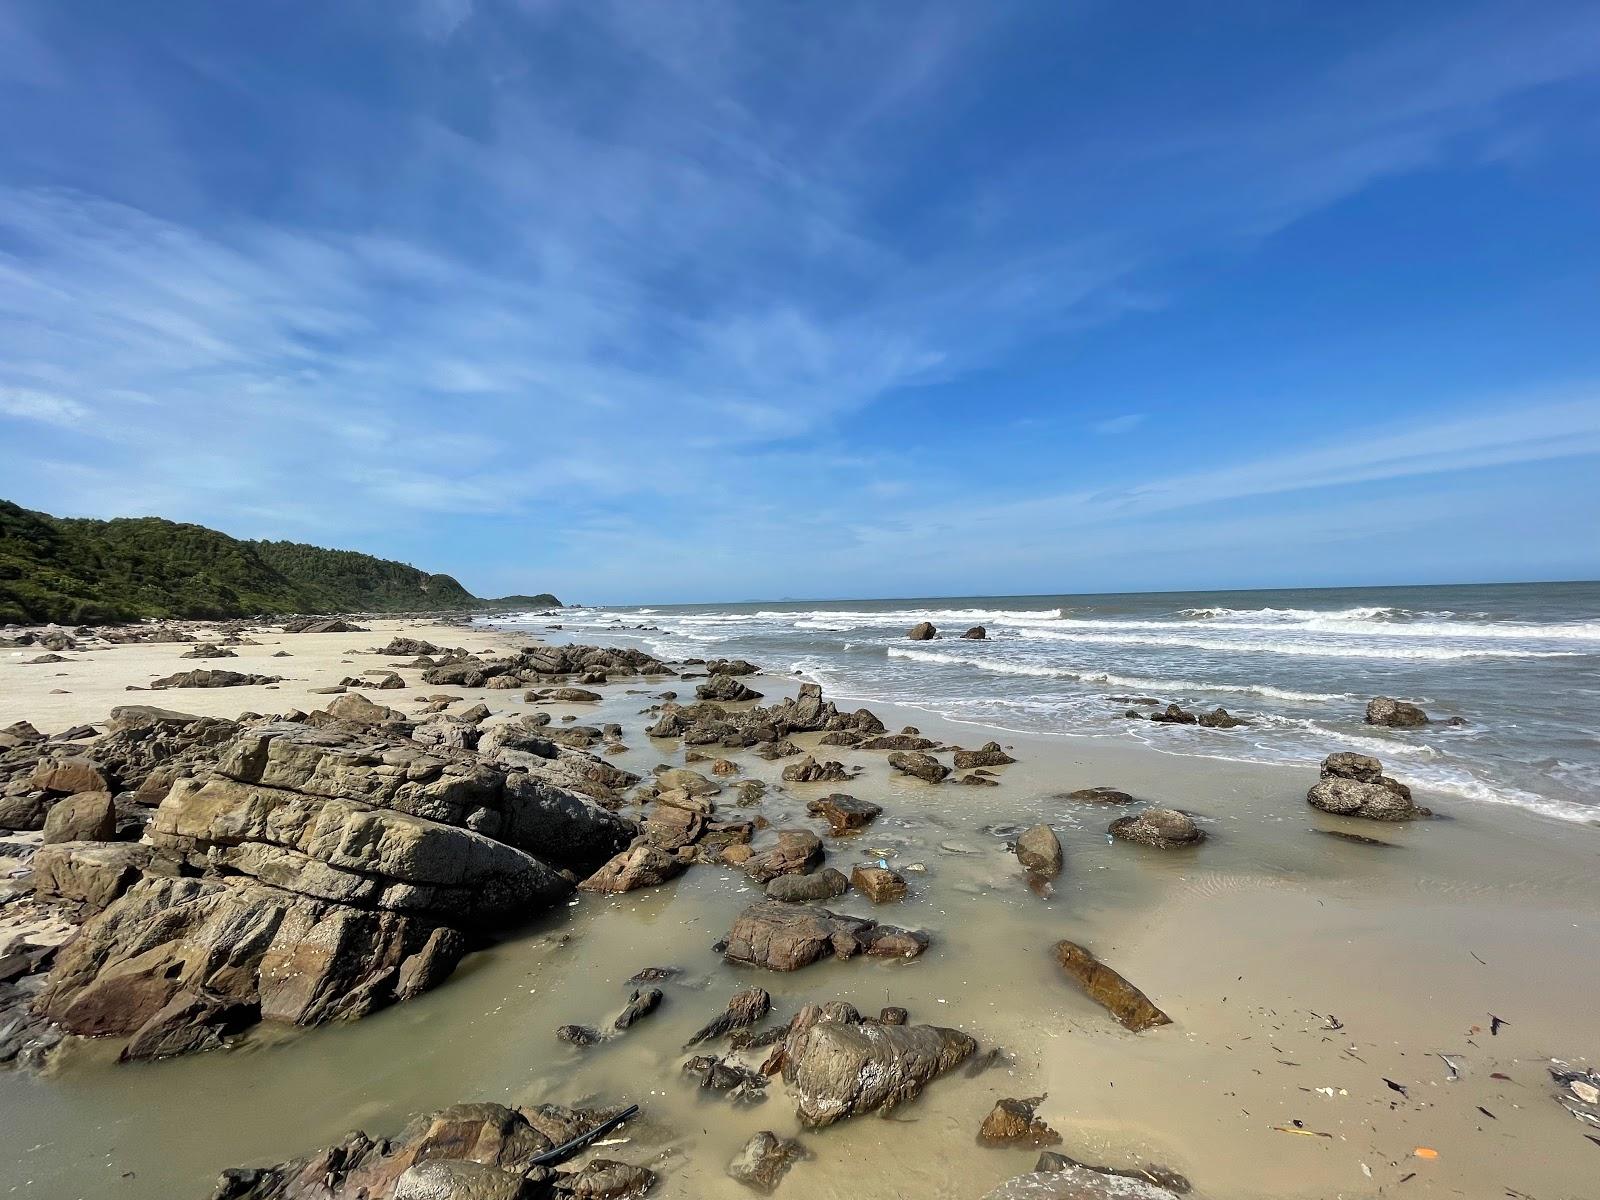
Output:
495 581 1600 824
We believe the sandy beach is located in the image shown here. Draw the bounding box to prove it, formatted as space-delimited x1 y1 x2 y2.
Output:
1 617 1597 1200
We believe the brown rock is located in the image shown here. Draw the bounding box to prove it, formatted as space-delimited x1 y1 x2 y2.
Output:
850 864 907 903
887 750 949 784
41 790 117 844
1053 940 1171 1032
907 622 937 640
978 1096 1062 1147
1015 824 1062 876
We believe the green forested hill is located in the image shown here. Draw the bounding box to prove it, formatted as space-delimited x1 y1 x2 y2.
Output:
0 499 555 624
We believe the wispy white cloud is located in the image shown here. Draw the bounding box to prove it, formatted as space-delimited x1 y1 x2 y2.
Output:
0 387 91 428
1091 413 1146 436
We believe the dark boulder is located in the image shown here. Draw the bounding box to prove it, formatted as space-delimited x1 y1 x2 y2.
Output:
906 622 937 641
1366 696 1429 728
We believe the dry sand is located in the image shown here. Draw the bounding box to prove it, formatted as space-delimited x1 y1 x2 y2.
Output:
1 619 1596 1200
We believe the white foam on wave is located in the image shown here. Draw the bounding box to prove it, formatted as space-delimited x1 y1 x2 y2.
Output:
886 646 1349 702
1017 628 1587 660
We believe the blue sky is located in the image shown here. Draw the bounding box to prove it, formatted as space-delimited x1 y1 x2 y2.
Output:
2 1 1599 604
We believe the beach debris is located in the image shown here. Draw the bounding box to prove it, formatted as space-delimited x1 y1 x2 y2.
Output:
1052 940 1172 1031
1271 1123 1332 1138
1477 1106 1497 1120
1437 1053 1460 1081
1550 1061 1600 1126
1412 1147 1438 1160
1384 1077 1410 1098
1490 1014 1509 1035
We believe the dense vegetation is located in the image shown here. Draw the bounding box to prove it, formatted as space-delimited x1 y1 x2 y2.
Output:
0 500 557 624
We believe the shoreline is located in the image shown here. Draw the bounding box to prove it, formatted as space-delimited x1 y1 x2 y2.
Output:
0 616 1596 1199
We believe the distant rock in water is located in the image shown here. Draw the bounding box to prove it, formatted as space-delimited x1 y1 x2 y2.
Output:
960 626 987 640
906 621 937 640
1365 696 1430 728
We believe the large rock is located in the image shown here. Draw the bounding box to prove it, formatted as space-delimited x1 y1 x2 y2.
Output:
960 626 987 640
721 901 928 971
887 751 949 784
206 1100 645 1200
579 842 684 893
32 841 154 915
954 742 1015 769
1015 825 1062 876
906 622 938 640
726 1130 806 1194
1365 697 1429 728
1107 808 1204 849
33 719 636 1060
1307 753 1426 820
41 790 116 844
696 675 763 703
1053 940 1171 1032
779 1004 974 1126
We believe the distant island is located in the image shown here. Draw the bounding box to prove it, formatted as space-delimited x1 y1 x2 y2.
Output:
0 499 559 624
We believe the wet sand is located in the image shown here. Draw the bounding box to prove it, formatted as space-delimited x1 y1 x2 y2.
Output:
1 621 1597 1200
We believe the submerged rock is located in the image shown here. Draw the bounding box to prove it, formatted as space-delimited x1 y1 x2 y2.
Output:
766 867 849 903
686 987 772 1047
206 1100 646 1200
1062 786 1135 804
721 901 929 971
805 794 881 835
1107 808 1205 849
726 1131 806 1194
982 1165 1186 1200
960 626 987 640
779 1003 975 1126
850 863 907 903
1053 940 1171 1032
1015 825 1063 876
978 1097 1061 1147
